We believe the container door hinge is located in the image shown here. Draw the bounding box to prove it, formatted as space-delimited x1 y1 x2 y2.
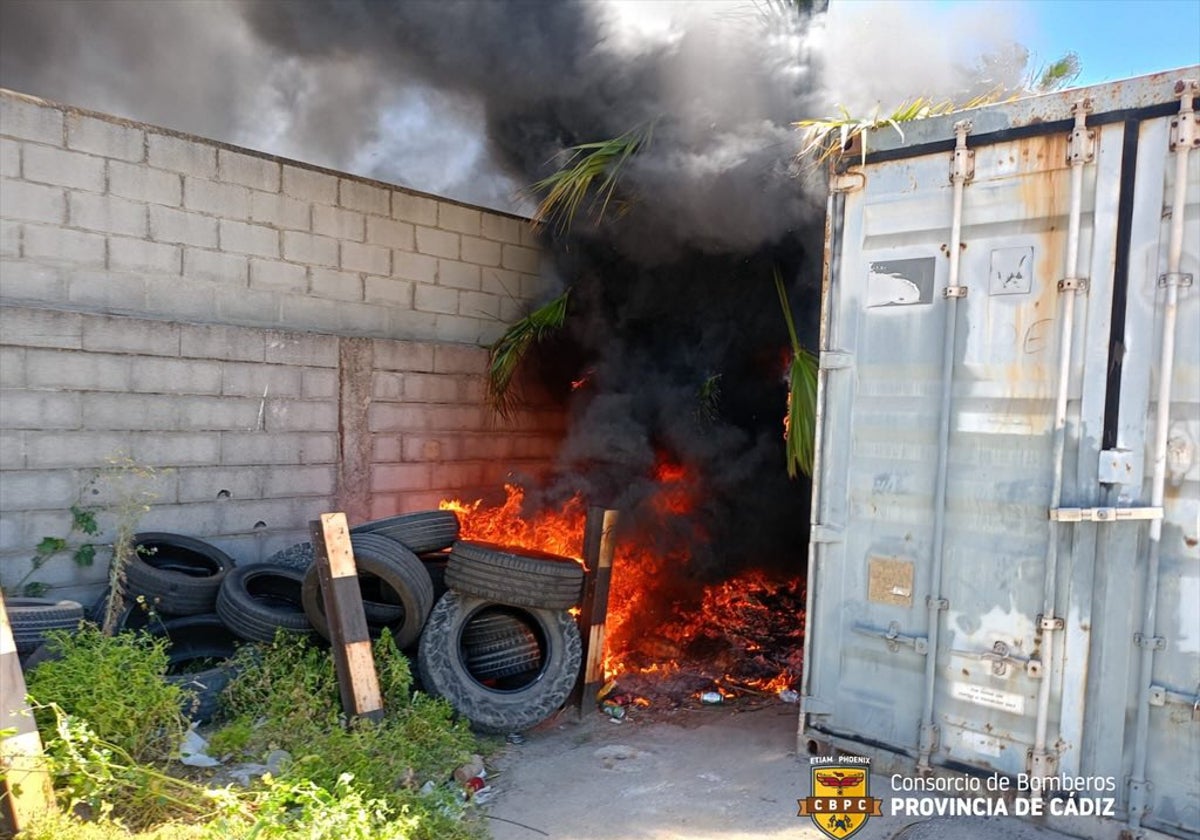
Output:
1027 749 1059 778
949 119 975 183
1134 633 1166 651
801 696 833 717
853 621 928 654
810 525 843 544
942 285 968 299
1067 100 1096 164
1126 779 1154 820
1169 80 1199 151
1049 506 1163 522
918 724 940 758
819 350 853 370
1099 449 1138 484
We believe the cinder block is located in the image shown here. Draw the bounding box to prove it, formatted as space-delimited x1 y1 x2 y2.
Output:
519 224 542 248
364 275 411 306
386 308 438 340
301 369 337 399
0 261 69 303
0 469 78 511
461 235 501 267
82 313 180 356
459 290 501 319
367 403 428 432
308 298 387 336
520 271 554 299
392 191 437 225
413 284 458 315
282 165 337 204
134 432 222 466
0 178 64 224
0 347 25 385
149 205 217 247
145 273 217 320
135 502 222 539
266 399 337 433
184 177 250 219
66 114 144 162
501 243 540 274
215 285 280 325
133 356 222 394
432 462 485 489
220 431 337 465
437 259 481 290
218 149 280 192
219 219 279 258
263 331 339 368
23 224 105 265
148 133 217 178
249 258 307 293
177 465 263 503
415 225 458 259
480 213 523 244
23 145 104 192
474 318 508 345
0 96 64 145
0 138 19 177
460 374 486 404
339 179 389 216
461 435 513 460
174 395 262 430
511 435 562 459
221 361 302 397
428 406 488 434
66 269 147 312
372 435 401 462
68 192 147 237
371 462 433 492
438 202 481 236
371 371 404 400
27 431 132 468
372 338 433 372
403 372 459 403
250 191 310 230
109 160 183 206
179 323 264 362
275 295 340 335
341 241 389 275
183 247 248 285
109 236 182 274
435 313 486 344
480 266 521 297
433 344 486 375
0 306 82 348
392 249 436 283
0 219 19 256
216 497 327 536
401 434 461 462
310 267 362 301
0 391 81 430
281 230 337 267
81 392 177 430
312 204 364 241
366 216 413 249
263 465 336 498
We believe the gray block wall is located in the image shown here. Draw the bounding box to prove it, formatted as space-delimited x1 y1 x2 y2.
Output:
0 90 566 602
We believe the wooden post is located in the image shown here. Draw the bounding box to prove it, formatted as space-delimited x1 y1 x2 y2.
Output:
309 513 384 722
0 593 55 834
571 507 619 717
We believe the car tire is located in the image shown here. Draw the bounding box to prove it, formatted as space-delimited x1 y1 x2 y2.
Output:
445 541 585 610
216 564 311 643
123 533 235 616
351 510 459 554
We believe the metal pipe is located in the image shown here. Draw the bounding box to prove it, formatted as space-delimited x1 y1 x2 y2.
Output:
916 119 972 773
1031 99 1093 783
1129 78 1196 831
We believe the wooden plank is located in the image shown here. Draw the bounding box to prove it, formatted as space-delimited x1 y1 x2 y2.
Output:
0 593 56 834
309 513 384 721
570 507 619 716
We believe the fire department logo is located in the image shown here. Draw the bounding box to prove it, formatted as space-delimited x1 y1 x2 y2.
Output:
798 761 883 839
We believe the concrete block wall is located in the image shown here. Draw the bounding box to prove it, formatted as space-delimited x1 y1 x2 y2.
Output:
0 90 568 602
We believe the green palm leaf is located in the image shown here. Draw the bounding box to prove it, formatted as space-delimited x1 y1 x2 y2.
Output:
774 267 817 478
487 289 571 418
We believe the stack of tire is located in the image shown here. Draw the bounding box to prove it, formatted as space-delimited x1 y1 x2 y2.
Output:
417 541 585 734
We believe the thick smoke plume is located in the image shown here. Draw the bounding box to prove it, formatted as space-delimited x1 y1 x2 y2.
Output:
0 0 1029 581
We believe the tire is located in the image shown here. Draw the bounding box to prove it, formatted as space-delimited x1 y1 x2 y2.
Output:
151 614 240 724
216 564 312 643
7 598 85 657
124 533 235 616
301 534 434 649
464 632 543 680
445 541 585 610
417 592 582 734
266 537 413 625
420 553 449 603
351 510 459 554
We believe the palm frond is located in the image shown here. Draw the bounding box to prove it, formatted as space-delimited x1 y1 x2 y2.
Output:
774 267 817 478
531 122 654 234
487 289 570 418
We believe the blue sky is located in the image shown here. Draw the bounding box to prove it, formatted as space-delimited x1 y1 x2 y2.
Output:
940 0 1200 84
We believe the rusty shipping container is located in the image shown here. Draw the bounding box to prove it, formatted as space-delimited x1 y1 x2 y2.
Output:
800 68 1200 839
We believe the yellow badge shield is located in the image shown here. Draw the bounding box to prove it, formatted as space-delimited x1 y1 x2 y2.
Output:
797 763 882 839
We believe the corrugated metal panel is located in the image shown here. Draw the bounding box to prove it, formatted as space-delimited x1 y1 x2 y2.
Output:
802 69 1199 839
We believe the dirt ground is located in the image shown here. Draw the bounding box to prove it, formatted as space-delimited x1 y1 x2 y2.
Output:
482 701 1082 840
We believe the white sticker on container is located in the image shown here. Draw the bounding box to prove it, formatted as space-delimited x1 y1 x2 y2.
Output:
959 729 1003 758
951 682 1026 715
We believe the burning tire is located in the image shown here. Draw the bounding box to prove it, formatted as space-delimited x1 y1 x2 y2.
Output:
417 592 582 734
445 541 585 610
351 510 460 554
124 533 235 616
300 533 434 648
216 565 312 642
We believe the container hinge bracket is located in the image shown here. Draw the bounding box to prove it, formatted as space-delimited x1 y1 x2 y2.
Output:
949 120 975 183
801 696 833 717
1057 276 1089 293
830 171 867 193
819 350 853 370
1147 684 1200 718
853 621 928 654
943 285 968 299
1027 749 1059 779
1067 100 1096 164
810 525 843 544
927 596 949 611
1168 91 1199 152
1038 615 1065 632
1049 506 1163 522
1098 449 1138 484
1158 272 1194 289
1134 633 1166 651
1127 779 1153 819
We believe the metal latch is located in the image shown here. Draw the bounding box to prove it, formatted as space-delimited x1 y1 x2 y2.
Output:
953 640 1040 678
1067 100 1096 164
949 119 975 183
1049 506 1163 522
819 350 853 370
853 621 928 654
